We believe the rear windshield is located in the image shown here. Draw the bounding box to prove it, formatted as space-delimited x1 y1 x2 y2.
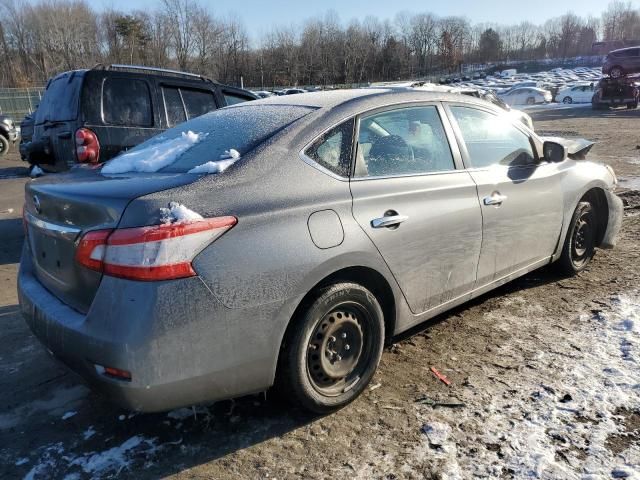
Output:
102 105 314 174
35 72 83 124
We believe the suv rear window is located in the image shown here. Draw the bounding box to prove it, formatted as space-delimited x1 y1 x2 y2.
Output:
35 73 83 124
103 78 153 126
103 105 315 174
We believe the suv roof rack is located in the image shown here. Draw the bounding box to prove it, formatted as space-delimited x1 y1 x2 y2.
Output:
91 64 216 83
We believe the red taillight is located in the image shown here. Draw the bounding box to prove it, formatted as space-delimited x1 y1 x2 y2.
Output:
75 128 100 163
74 217 236 281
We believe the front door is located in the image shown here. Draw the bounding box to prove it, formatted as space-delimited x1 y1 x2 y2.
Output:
349 104 483 314
446 104 564 287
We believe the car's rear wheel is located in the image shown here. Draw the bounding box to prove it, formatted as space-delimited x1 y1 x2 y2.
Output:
557 201 597 275
563 96 573 104
609 66 624 79
627 102 638 110
278 282 384 413
0 135 9 157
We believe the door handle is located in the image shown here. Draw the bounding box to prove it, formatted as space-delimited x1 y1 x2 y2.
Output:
483 193 507 206
371 214 408 229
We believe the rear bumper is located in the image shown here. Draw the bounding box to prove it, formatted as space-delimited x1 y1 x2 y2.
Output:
18 247 279 412
601 190 623 249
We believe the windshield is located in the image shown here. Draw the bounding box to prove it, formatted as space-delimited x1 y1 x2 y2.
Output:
102 105 315 174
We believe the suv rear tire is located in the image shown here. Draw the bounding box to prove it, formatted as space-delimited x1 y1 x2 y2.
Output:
562 96 573 104
0 135 9 157
278 282 385 414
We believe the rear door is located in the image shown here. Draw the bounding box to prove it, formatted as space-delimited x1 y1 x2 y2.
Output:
445 104 563 287
32 72 84 170
349 104 482 314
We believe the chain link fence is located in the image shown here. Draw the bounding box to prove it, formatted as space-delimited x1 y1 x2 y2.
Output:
0 87 45 120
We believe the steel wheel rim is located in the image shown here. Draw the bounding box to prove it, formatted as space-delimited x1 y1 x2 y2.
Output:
571 212 593 266
306 301 373 396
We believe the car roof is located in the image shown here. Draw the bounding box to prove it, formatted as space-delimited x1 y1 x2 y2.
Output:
611 46 640 53
243 88 487 112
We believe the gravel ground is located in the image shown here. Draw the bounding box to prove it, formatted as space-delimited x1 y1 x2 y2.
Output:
0 105 638 479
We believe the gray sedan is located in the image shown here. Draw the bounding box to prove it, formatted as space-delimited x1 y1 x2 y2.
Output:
18 89 623 414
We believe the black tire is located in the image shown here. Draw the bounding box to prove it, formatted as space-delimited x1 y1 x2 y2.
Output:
609 66 624 79
278 282 385 414
556 201 597 275
0 135 9 157
563 96 573 104
627 102 638 110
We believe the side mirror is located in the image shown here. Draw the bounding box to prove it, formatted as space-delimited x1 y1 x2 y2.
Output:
543 141 568 162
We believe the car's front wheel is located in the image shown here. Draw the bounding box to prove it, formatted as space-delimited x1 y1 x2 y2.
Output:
557 201 597 275
563 96 573 104
0 135 9 157
278 282 385 413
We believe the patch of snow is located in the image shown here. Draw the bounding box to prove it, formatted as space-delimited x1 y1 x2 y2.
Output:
24 443 65 480
421 422 451 447
30 165 44 177
71 435 158 476
118 414 125 421
102 131 203 174
188 148 241 174
83 426 96 440
15 457 29 466
167 408 194 420
159 202 203 224
61 411 77 420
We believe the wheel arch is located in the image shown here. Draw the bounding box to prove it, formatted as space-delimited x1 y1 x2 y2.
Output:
580 187 609 247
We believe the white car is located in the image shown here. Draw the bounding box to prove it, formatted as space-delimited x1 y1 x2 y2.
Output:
555 84 595 104
498 87 552 106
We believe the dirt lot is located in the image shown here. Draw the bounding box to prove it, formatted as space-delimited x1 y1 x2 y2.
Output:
0 106 638 479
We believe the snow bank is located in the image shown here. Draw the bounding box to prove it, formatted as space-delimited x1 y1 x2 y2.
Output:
188 149 241 174
102 131 203 174
159 202 203 224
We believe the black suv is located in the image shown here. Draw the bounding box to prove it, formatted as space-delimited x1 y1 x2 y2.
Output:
0 114 19 157
21 65 258 171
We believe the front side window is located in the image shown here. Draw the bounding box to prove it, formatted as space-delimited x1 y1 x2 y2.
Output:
450 106 535 168
103 78 152 127
304 120 354 177
355 106 455 177
181 89 216 119
163 87 187 127
223 91 253 106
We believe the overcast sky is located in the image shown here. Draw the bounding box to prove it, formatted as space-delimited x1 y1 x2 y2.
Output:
99 0 615 39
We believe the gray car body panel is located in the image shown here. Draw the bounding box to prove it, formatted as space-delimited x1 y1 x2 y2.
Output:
18 89 622 412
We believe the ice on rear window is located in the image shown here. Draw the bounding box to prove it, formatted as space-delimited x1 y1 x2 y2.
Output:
102 131 203 174
188 149 241 174
100 105 315 175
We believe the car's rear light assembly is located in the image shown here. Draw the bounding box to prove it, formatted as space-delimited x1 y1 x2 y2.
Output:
75 128 100 163
75 217 236 281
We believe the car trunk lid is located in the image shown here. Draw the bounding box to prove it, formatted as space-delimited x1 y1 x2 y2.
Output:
24 167 198 313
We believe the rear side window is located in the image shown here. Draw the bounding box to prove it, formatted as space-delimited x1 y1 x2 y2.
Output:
181 89 216 119
163 87 187 127
35 73 83 124
223 91 253 106
103 78 152 127
304 120 354 177
450 106 535 168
